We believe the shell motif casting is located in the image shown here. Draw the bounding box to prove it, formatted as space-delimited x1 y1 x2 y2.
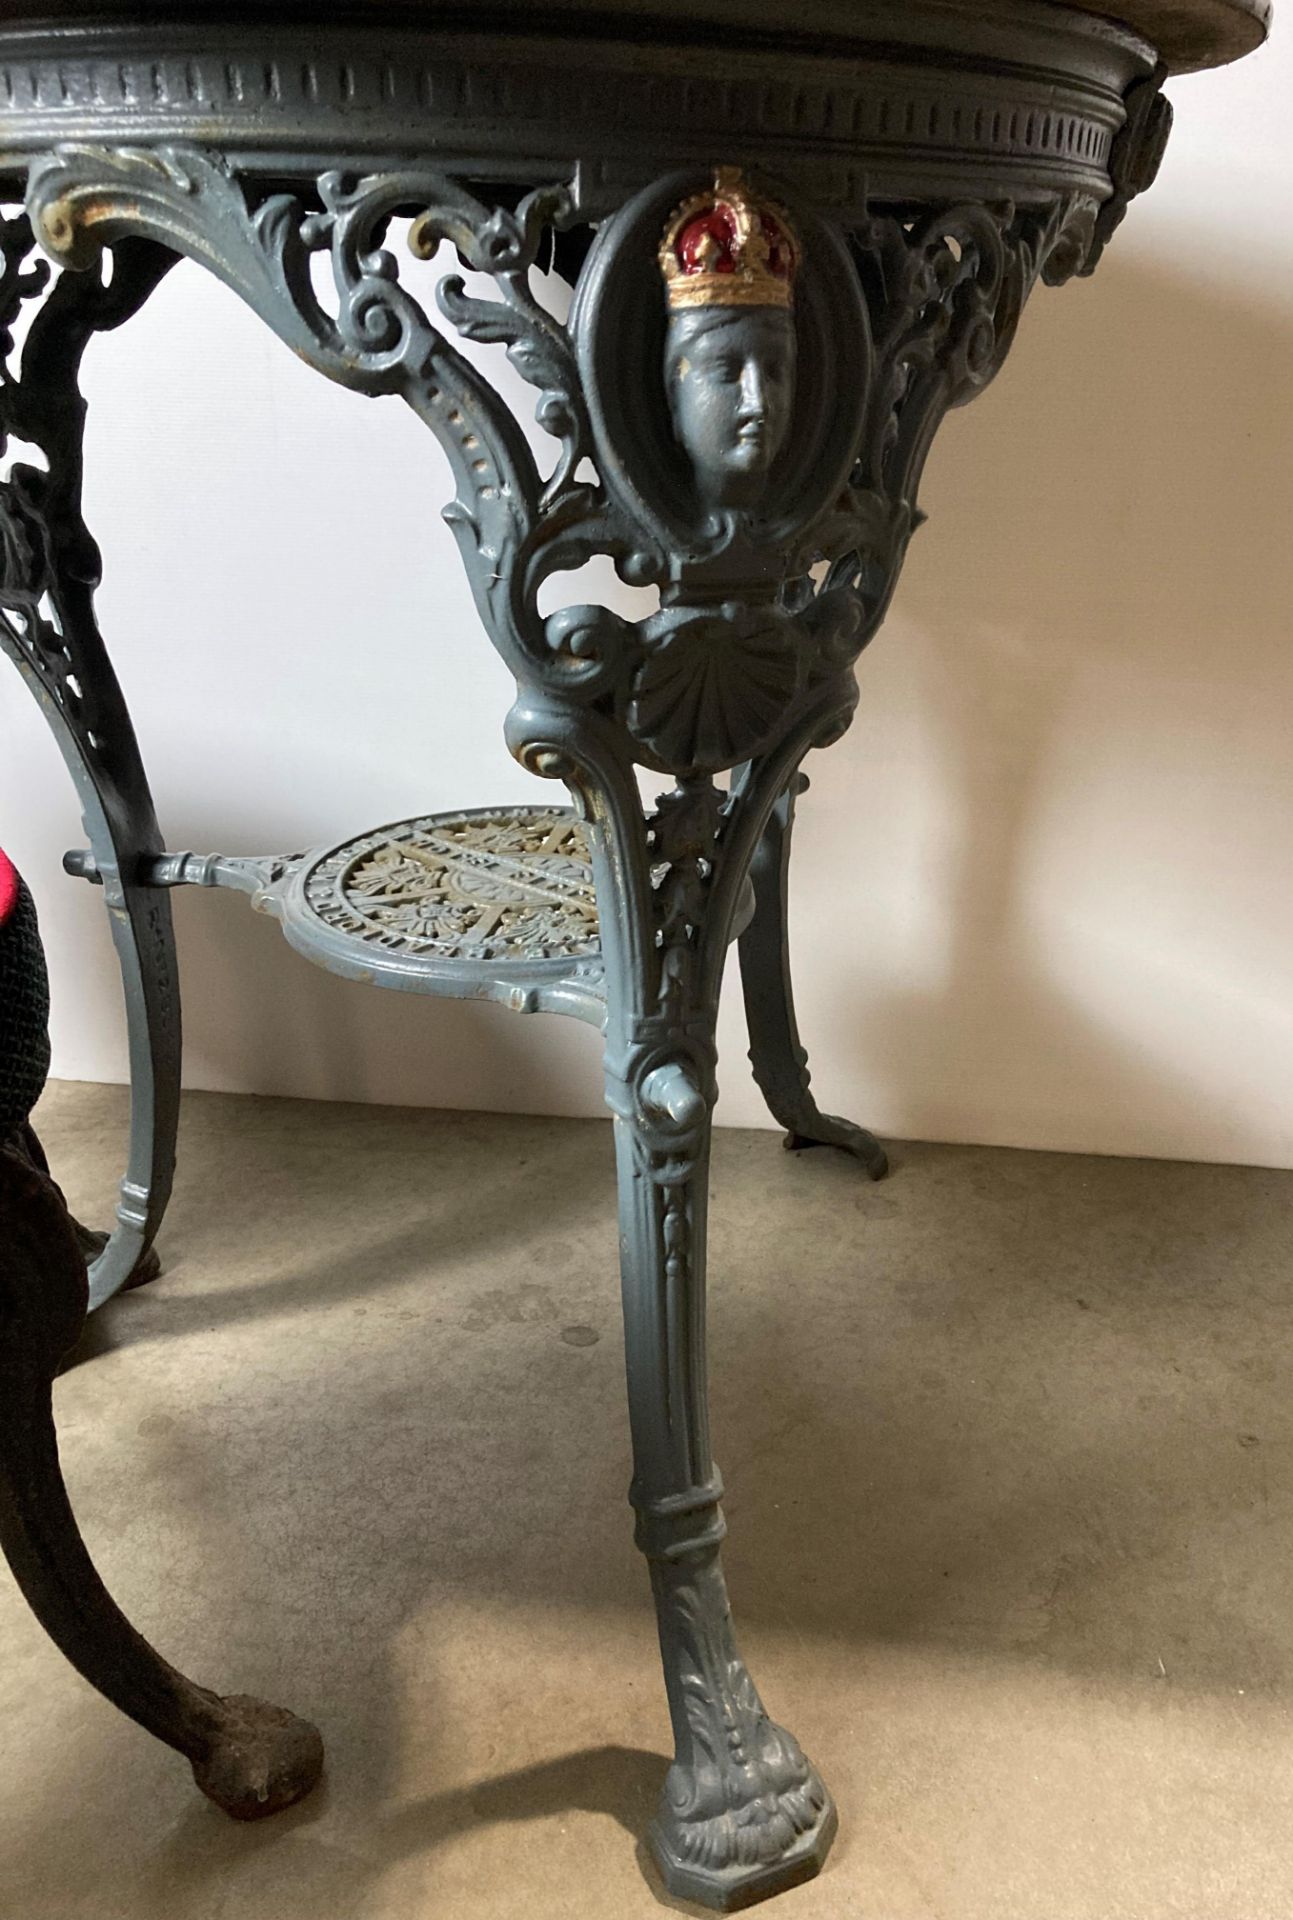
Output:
629 607 803 772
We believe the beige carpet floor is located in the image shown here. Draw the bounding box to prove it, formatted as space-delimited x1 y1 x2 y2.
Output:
2 1082 1292 1920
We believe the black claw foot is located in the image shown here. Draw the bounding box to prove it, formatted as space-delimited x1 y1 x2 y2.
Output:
190 1694 325 1820
650 1727 837 1911
782 1112 889 1179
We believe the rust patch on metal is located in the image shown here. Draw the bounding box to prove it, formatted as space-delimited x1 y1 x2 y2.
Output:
40 194 140 260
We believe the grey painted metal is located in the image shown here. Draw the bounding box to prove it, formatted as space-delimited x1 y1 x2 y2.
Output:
739 770 890 1175
70 809 613 1023
68 807 759 1024
0 10 1157 211
0 1 1264 1907
0 0 1267 76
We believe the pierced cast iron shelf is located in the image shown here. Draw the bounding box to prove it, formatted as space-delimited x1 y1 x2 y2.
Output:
68 805 610 1026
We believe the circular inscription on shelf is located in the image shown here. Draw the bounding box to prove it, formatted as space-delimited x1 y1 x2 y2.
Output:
301 809 599 964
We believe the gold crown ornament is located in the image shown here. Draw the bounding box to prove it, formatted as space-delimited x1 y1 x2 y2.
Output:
659 168 799 312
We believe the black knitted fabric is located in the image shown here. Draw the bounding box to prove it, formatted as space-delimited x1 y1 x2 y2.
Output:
0 867 52 1139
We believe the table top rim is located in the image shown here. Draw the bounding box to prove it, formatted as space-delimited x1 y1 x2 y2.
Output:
0 0 1271 76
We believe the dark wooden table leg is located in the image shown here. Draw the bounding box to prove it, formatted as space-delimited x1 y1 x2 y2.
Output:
0 1142 323 1819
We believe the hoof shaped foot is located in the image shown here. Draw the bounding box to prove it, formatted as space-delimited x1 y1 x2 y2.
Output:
191 1694 324 1820
649 1734 837 1911
783 1114 888 1180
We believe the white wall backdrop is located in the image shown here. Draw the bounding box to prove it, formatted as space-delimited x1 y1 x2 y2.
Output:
2 32 1290 1167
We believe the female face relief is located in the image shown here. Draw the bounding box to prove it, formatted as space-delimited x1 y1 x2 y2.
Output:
664 305 796 510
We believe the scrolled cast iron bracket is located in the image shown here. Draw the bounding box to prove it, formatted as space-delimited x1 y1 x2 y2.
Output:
24 146 1098 779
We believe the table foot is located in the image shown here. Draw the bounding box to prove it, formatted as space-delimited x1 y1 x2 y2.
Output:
782 1113 889 1178
189 1693 325 1820
646 1554 835 1911
653 1789 836 1912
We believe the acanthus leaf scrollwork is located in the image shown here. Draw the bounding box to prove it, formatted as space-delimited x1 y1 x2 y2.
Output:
26 144 622 702
26 147 1101 794
786 192 1099 668
651 1548 830 1874
425 183 596 510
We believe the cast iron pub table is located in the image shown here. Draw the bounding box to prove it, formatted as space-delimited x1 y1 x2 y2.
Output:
0 0 1271 1907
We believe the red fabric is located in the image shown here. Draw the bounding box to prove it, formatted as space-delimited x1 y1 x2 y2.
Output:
0 849 18 929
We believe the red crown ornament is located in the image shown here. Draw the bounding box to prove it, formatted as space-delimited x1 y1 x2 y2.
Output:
659 168 798 312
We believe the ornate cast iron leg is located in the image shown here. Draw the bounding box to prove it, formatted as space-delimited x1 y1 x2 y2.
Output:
616 1098 836 1905
0 1140 323 1816
740 772 888 1174
578 745 844 1908
0 216 181 1308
